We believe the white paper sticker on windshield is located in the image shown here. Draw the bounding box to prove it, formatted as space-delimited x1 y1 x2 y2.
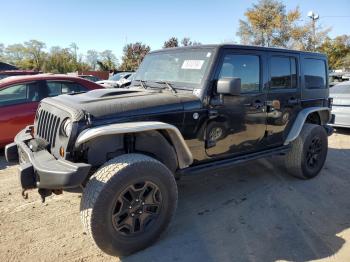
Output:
181 60 204 70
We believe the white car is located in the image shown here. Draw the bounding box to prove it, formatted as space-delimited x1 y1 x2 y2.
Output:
330 81 350 128
97 72 134 88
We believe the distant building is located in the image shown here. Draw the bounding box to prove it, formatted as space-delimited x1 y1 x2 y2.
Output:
0 62 18 71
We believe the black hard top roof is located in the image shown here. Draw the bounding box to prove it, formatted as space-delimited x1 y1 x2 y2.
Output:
150 44 326 57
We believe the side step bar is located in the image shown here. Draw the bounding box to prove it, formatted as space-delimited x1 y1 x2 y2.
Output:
177 145 290 176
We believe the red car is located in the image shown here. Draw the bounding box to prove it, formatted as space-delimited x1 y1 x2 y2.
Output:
0 74 103 147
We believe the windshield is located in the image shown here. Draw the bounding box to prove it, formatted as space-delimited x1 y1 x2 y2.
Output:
109 73 128 81
133 48 214 88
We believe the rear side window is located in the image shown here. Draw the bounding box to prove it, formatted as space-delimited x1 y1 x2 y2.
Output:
47 82 62 96
46 81 88 95
61 82 87 94
218 54 260 92
270 56 297 89
304 59 327 89
0 82 47 106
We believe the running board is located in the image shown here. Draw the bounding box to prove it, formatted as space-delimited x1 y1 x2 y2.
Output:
177 145 290 176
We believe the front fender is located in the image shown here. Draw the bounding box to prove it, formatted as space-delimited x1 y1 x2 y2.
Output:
75 121 193 169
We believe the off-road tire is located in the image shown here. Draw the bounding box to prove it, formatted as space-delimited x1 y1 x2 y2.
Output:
285 123 328 179
80 153 178 256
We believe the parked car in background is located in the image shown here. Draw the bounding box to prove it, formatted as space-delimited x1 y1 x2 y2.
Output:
78 75 101 82
330 81 350 128
96 72 134 88
329 72 350 87
0 74 103 147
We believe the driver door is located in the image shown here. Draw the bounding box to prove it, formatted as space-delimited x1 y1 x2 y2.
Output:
206 49 267 158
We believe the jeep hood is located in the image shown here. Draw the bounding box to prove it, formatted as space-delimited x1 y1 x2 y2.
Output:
41 88 198 121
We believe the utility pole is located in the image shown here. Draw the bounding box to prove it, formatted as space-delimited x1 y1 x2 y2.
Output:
307 11 320 50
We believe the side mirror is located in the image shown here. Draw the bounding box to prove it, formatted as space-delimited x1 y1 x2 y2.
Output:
217 77 241 96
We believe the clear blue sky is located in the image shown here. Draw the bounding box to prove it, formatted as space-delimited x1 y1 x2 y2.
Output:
1 0 350 59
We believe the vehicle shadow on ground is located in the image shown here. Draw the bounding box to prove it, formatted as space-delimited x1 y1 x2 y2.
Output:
0 149 15 171
121 147 350 262
334 127 350 135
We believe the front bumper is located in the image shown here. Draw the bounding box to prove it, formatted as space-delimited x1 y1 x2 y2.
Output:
5 126 91 190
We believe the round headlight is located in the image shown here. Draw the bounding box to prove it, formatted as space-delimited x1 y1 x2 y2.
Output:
62 119 73 137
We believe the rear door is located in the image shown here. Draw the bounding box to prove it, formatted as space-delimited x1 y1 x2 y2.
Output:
265 52 302 146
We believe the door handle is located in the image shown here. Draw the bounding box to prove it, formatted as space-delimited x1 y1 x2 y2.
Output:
253 100 264 109
288 97 298 105
244 100 264 109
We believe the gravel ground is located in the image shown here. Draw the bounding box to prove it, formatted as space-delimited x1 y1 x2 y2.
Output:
0 129 350 262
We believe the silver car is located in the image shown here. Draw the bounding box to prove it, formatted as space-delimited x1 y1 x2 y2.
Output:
330 81 350 128
96 72 134 88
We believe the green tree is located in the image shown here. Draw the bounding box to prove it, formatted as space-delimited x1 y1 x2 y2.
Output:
97 50 118 71
181 37 201 46
4 43 29 68
0 43 4 60
119 42 151 71
70 42 79 68
290 22 330 51
237 0 303 47
163 37 179 48
317 35 350 69
43 46 76 73
342 53 350 69
86 49 99 70
23 40 46 70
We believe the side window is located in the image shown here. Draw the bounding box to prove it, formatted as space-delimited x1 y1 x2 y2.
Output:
0 84 28 106
219 54 260 92
270 56 297 89
47 82 62 96
61 82 87 94
304 59 327 89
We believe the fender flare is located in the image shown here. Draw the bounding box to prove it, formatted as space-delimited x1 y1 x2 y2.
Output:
284 107 331 145
75 121 193 169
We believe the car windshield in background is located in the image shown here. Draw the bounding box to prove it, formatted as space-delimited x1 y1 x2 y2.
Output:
109 73 127 81
330 82 350 94
133 49 214 88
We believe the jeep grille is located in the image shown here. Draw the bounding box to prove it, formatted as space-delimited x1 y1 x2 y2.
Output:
36 109 61 147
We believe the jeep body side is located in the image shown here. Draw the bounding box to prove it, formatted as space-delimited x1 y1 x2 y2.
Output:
5 44 333 256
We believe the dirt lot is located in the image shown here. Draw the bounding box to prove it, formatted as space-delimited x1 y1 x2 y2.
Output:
1 129 350 262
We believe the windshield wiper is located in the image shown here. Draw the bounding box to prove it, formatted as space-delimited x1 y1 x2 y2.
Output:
154 81 177 93
133 79 148 89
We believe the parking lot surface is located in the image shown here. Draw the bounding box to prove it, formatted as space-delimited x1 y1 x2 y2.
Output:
1 129 350 262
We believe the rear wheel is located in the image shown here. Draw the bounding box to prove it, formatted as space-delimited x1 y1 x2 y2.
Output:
284 123 328 179
80 154 178 256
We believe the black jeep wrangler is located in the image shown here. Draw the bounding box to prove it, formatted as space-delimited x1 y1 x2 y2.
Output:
5 45 333 256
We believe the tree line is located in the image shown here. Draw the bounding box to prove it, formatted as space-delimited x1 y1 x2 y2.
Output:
1 0 349 72
0 36 200 73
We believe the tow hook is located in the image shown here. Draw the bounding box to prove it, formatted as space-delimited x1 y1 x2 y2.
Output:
38 189 63 203
21 189 29 200
38 189 52 203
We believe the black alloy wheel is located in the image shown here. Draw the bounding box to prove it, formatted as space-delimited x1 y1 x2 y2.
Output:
112 181 162 236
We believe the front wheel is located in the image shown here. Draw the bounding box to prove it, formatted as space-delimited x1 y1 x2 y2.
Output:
284 123 328 179
80 154 178 256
